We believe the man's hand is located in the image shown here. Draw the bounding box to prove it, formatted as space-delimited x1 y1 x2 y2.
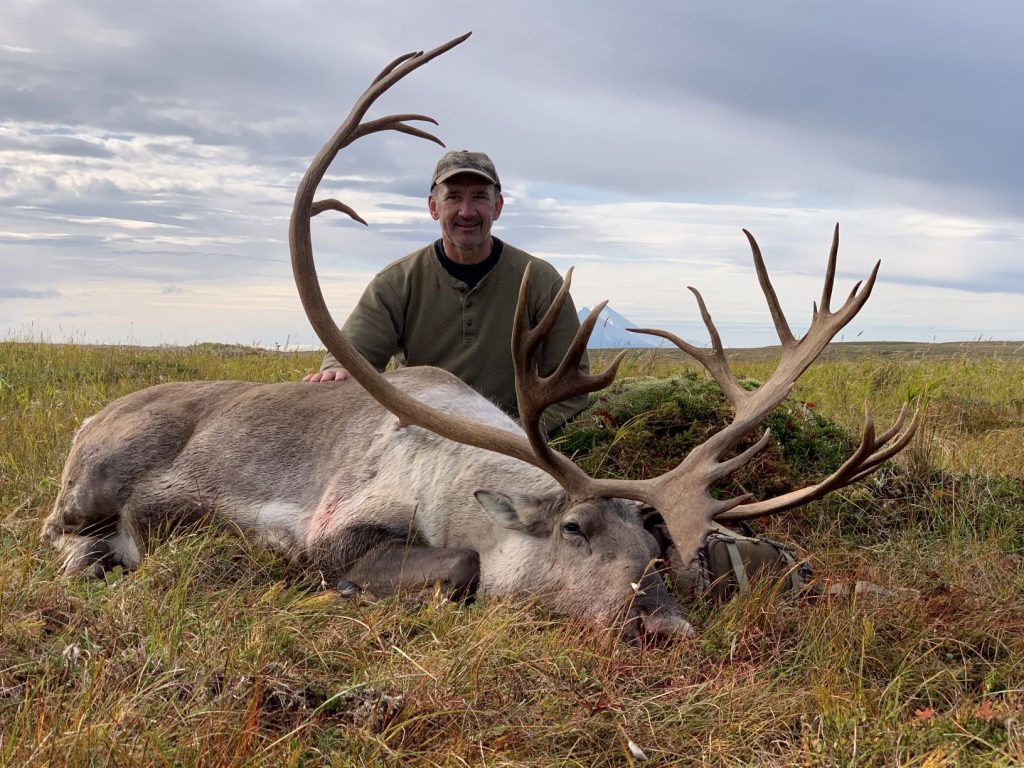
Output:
302 368 352 383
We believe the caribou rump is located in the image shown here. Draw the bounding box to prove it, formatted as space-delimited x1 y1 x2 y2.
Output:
42 33 916 640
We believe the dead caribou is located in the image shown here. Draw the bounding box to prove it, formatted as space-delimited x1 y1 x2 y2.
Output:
43 33 917 641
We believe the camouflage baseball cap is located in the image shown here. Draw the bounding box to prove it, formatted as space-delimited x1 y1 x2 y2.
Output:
431 150 501 191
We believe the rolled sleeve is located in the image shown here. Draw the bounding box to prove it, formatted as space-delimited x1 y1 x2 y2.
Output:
320 273 404 372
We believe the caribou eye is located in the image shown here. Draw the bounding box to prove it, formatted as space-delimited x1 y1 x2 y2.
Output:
562 521 583 535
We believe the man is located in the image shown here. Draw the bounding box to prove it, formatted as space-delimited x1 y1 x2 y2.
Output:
303 150 588 434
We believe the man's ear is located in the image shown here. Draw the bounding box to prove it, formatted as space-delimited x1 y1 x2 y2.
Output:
474 489 551 533
493 192 504 220
428 193 439 220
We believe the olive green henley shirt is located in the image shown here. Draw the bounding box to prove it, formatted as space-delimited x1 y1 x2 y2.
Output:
320 241 589 434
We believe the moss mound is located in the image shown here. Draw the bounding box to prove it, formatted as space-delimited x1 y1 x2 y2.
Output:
554 373 856 501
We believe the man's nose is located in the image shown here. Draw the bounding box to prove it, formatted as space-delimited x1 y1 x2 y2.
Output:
457 199 476 217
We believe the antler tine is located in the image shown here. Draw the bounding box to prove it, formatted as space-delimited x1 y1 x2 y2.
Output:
371 51 421 86
722 228 886 441
311 199 368 225
845 411 921 485
297 33 473 229
689 286 728 360
389 123 443 144
715 403 921 522
346 33 472 136
713 429 774 481
353 113 441 129
628 283 747 407
819 223 840 315
874 401 911 445
629 327 702 358
512 263 570 362
349 114 444 147
512 266 621 395
847 260 880 314
314 112 445 225
553 300 617 383
310 33 472 203
745 229 796 349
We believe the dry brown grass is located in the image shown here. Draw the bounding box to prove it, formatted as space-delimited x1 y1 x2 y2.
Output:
2 340 1023 766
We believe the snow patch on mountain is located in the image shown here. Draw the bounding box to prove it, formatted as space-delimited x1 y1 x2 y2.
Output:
577 306 671 349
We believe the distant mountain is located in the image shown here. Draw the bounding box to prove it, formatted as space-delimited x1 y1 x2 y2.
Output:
577 306 668 349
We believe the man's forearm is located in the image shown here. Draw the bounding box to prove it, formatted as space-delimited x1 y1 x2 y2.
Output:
319 351 343 373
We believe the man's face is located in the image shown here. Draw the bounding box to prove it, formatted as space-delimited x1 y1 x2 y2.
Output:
429 174 504 254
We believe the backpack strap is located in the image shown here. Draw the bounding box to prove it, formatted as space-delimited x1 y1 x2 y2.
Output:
780 546 803 592
722 538 751 595
759 535 806 592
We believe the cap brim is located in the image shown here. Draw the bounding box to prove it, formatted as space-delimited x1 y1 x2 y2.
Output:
432 168 499 187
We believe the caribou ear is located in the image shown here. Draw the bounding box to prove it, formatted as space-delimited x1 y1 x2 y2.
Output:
474 490 521 528
474 490 553 533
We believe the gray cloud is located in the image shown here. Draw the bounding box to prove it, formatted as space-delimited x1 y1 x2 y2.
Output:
8 1 1015 215
889 268 1024 296
0 287 61 299
0 132 114 158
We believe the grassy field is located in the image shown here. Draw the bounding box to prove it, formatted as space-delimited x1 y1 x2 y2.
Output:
1 340 1023 766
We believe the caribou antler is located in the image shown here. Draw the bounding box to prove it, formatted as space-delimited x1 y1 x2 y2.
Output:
617 225 920 566
290 36 918 577
289 33 602 498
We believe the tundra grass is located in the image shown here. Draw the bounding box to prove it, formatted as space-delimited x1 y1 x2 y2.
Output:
1 340 1023 766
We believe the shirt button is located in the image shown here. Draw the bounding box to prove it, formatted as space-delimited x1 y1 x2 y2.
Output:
466 319 473 326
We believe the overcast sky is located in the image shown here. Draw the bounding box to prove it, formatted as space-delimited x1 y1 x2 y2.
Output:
2 1 1021 351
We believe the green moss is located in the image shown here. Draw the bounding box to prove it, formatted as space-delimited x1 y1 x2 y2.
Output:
554 374 856 501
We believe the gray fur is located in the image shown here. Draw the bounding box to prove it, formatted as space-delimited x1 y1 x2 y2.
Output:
43 367 691 639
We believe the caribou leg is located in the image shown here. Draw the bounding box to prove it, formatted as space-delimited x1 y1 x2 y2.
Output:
312 523 480 601
339 543 480 601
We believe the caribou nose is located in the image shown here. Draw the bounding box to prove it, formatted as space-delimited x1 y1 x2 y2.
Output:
623 568 695 642
641 611 696 641
615 607 694 645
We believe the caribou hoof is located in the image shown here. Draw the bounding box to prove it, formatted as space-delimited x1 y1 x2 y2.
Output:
335 580 361 597
334 580 380 603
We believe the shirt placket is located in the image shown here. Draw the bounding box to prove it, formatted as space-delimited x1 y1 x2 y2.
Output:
460 284 477 344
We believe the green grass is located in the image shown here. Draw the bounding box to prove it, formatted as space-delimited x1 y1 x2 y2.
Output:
2 340 1023 766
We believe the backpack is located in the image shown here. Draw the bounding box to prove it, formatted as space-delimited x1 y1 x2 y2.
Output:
643 508 813 603
696 527 814 603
